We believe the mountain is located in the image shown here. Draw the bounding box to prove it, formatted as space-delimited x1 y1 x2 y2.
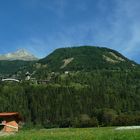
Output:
0 60 35 76
0 49 38 76
0 49 38 61
0 46 139 77
39 46 138 71
0 46 140 128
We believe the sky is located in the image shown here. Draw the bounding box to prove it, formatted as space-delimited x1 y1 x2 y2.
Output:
0 0 140 63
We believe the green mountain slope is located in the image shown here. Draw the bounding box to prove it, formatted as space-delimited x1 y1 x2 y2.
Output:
0 46 139 78
0 46 140 128
39 46 138 71
0 60 35 77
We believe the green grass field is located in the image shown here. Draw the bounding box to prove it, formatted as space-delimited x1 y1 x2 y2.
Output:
0 127 140 140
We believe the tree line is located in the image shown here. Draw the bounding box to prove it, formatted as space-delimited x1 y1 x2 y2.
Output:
0 70 140 128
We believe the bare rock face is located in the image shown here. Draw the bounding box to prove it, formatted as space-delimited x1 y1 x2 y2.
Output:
0 49 38 61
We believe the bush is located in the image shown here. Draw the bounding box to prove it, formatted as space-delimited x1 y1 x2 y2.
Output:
113 115 139 126
72 114 98 128
58 118 72 128
101 109 117 126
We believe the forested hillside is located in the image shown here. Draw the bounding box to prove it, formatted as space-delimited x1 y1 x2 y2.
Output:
0 46 140 128
0 46 139 78
0 60 35 76
0 70 140 127
39 46 138 72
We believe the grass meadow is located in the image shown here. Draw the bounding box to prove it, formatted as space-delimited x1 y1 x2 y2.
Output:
0 127 140 140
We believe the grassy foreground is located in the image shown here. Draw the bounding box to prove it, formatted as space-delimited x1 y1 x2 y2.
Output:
0 127 140 140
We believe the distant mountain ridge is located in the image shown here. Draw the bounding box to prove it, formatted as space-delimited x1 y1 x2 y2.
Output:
0 46 140 128
39 46 138 71
0 49 38 61
0 46 139 76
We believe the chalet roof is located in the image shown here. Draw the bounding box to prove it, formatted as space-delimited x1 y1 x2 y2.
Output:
0 112 19 116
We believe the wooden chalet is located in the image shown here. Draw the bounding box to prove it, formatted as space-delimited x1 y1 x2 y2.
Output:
0 112 22 132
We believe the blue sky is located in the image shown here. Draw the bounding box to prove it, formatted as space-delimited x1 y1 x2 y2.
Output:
0 0 140 63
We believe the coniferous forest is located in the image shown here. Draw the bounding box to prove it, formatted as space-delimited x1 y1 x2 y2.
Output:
0 70 140 128
0 46 140 128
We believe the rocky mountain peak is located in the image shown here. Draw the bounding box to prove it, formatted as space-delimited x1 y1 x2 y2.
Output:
0 49 38 61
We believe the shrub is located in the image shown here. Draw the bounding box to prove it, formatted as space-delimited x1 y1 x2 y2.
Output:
72 114 98 127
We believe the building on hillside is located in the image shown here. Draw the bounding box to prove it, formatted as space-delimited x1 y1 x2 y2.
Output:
64 71 69 74
0 112 22 132
1 78 20 83
25 71 31 80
